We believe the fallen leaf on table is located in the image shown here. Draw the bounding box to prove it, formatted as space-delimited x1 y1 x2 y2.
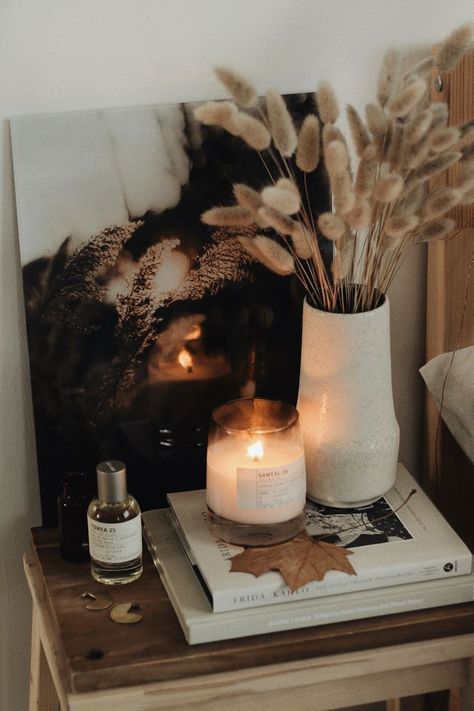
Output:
229 530 356 591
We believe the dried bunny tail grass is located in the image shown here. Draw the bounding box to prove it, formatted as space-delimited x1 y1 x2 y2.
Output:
316 81 340 124
365 103 389 138
194 101 239 133
384 213 420 238
429 126 461 152
322 123 347 153
290 224 314 259
233 113 271 150
258 206 296 236
324 139 350 177
460 142 474 164
332 172 356 215
238 235 295 275
355 144 378 198
405 109 432 145
431 103 449 130
433 22 474 72
346 105 371 157
296 115 320 172
454 164 474 192
276 177 300 195
459 185 474 204
416 217 456 243
399 180 426 214
377 48 402 107
373 173 404 202
214 66 257 108
261 185 300 215
317 212 346 241
403 133 433 170
201 206 255 227
459 118 474 142
265 91 298 157
382 232 404 254
424 186 461 218
413 151 462 182
406 55 435 78
233 183 262 212
386 122 404 170
332 240 354 280
387 78 427 118
347 198 372 230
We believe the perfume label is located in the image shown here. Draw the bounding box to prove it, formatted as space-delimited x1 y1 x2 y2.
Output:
87 515 142 564
237 454 306 510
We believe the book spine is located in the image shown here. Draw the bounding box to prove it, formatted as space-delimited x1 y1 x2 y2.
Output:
213 554 473 611
187 580 474 644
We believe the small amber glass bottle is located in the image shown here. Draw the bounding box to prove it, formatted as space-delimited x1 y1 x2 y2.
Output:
57 471 90 563
87 460 143 585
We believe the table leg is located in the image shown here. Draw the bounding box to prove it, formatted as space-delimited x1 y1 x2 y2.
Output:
459 659 474 711
29 604 60 711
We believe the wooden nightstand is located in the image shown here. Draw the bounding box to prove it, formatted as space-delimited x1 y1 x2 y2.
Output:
25 527 474 711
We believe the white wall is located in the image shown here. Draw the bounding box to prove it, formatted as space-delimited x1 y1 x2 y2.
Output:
1 1 473 708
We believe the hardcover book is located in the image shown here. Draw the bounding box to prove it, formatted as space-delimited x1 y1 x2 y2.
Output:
142 508 474 645
163 465 472 612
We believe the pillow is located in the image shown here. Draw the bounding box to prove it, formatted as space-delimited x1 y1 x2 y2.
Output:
420 345 474 464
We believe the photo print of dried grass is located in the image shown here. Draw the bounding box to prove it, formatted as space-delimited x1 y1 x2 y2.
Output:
196 22 474 314
12 97 327 523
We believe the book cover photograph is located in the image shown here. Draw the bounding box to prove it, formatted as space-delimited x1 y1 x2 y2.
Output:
164 465 473 612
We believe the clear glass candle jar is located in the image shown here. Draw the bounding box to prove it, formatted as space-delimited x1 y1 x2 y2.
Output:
206 398 306 546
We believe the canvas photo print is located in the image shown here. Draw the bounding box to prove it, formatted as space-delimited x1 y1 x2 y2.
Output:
11 95 329 525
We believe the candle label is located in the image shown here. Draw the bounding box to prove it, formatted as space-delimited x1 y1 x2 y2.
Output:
237 455 306 510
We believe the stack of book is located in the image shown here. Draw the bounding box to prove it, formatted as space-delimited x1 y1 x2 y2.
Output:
142 464 474 644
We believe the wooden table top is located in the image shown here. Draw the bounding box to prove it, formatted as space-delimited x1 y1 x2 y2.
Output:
28 526 474 695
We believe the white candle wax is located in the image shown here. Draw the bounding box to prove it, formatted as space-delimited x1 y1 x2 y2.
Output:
206 438 306 524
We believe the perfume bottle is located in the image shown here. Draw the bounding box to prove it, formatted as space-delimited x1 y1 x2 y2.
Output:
87 460 143 585
57 471 90 563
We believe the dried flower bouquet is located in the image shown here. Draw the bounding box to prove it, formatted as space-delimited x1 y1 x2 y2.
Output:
195 23 474 313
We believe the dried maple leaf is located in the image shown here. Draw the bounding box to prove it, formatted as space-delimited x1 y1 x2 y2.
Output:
229 531 356 592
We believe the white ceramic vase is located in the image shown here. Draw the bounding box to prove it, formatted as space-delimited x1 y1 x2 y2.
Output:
297 296 399 507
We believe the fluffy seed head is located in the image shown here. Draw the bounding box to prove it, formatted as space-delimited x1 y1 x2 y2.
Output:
276 177 299 196
429 126 461 152
355 144 378 198
417 218 456 243
387 78 427 117
296 115 320 172
201 205 254 227
460 118 474 143
414 151 462 182
347 198 372 230
377 48 402 107
373 173 404 202
233 113 271 151
407 56 435 78
265 91 298 157
194 101 239 134
238 235 295 275
290 224 314 259
365 103 389 137
258 206 296 236
331 240 355 280
214 66 257 107
233 183 262 212
384 214 420 238
386 123 404 170
400 180 426 214
405 109 433 145
261 185 300 215
316 81 340 124
424 187 461 218
332 172 355 215
324 140 349 177
431 103 449 130
346 104 371 157
434 22 474 72
317 212 346 241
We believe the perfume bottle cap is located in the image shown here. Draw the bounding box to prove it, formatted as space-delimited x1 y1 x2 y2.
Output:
96 460 127 503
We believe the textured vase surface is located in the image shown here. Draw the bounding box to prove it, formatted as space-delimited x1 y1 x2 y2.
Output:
297 297 399 507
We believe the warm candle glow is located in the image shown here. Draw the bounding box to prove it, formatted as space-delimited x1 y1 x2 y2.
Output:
247 440 264 461
184 324 202 341
178 348 193 372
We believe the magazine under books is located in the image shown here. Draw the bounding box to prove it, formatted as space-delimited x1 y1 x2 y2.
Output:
166 465 473 612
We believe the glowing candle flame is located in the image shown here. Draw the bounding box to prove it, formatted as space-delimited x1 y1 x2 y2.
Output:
247 440 264 461
178 348 193 372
